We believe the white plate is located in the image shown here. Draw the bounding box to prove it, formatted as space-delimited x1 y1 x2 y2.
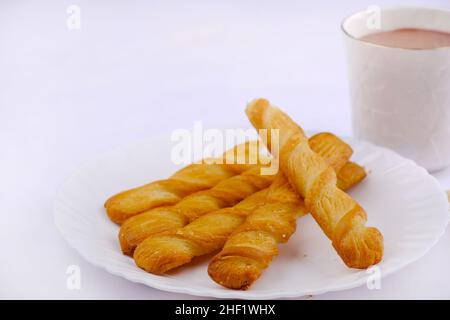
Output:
54 133 449 299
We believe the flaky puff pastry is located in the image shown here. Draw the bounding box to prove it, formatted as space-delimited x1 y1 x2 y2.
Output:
133 133 365 274
208 176 301 290
121 132 351 256
208 169 365 290
119 165 277 255
246 98 383 269
105 141 267 224
337 161 367 191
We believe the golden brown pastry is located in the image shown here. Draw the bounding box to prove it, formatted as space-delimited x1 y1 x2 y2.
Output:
105 141 265 224
119 165 277 255
133 188 278 274
337 161 367 191
246 98 383 269
133 133 365 275
308 132 353 172
208 176 300 289
121 131 353 256
208 163 365 290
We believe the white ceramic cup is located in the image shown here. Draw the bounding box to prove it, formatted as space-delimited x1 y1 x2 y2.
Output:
342 7 450 172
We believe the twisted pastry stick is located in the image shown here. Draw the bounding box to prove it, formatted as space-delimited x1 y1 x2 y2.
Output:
121 132 351 256
105 141 265 224
207 164 367 290
337 161 367 191
246 98 383 268
208 176 300 289
133 188 278 273
119 165 277 255
133 133 364 274
208 164 367 289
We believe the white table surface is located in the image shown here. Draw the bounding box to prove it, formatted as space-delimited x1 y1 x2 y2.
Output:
1 0 450 299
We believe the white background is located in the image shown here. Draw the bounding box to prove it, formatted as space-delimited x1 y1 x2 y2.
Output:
1 0 450 299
